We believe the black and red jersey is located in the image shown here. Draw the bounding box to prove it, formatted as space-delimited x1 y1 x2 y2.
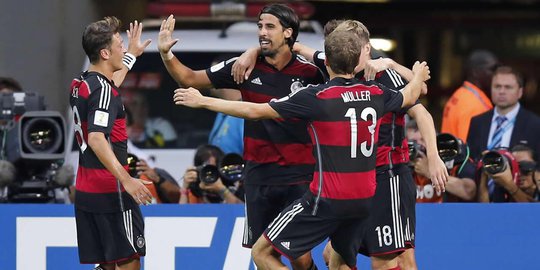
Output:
206 54 325 185
270 77 403 201
70 71 135 213
313 50 416 171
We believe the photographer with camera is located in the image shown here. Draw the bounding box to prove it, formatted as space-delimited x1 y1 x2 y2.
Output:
127 153 180 203
477 144 537 202
407 121 477 202
179 144 243 204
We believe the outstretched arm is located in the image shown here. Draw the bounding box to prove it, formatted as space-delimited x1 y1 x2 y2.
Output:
158 15 213 89
408 104 448 193
173 87 279 120
112 20 152 86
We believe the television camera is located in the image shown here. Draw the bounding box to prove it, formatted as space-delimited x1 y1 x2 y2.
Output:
0 92 72 203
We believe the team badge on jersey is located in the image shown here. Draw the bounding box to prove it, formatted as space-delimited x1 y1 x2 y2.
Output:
136 235 146 248
94 110 109 127
290 78 304 94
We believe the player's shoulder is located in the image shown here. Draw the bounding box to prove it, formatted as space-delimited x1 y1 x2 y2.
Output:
293 54 319 69
82 72 112 93
376 69 407 89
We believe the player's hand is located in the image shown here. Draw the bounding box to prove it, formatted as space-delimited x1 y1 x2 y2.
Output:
124 177 153 205
158 15 179 55
232 48 258 84
364 58 392 81
126 20 151 57
428 155 449 193
173 87 205 108
412 61 430 82
421 82 428 95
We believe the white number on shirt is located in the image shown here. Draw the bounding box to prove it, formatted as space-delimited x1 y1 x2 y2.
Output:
345 107 377 158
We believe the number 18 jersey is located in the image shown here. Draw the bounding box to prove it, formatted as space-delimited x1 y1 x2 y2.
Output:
269 77 403 201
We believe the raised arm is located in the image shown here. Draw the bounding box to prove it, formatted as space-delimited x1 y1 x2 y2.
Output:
173 87 279 120
112 20 151 86
408 104 448 193
399 61 430 107
158 15 213 90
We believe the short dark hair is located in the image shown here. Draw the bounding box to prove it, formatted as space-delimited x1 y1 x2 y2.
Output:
82 16 121 64
0 77 22 92
511 143 535 159
325 29 363 74
493 66 524 88
259 4 299 48
193 144 224 166
323 19 344 37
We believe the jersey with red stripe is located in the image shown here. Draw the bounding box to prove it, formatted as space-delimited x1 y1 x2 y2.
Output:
361 69 414 170
206 54 326 185
70 71 134 213
313 50 416 170
269 77 403 201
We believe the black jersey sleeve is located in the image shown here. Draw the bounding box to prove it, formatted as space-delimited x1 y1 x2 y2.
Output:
268 87 318 120
205 57 239 89
376 69 408 91
86 77 117 135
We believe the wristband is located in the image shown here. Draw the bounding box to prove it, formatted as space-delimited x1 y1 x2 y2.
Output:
161 51 174 61
122 53 136 70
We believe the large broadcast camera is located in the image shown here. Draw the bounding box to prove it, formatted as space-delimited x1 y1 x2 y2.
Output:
0 92 72 203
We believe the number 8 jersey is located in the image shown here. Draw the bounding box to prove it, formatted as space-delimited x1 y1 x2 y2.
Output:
269 77 403 201
69 71 133 213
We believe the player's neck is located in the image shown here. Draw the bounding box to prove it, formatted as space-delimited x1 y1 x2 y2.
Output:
264 48 292 71
327 67 354 80
88 63 114 81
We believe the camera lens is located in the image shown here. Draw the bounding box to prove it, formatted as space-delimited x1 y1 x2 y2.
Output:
199 164 219 184
481 151 507 174
436 133 460 162
219 153 244 182
127 154 139 177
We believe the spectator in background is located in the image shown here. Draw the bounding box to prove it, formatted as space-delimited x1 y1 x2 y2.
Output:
477 144 537 202
179 144 243 204
441 50 498 142
0 77 22 93
125 91 178 148
407 120 477 202
467 66 540 161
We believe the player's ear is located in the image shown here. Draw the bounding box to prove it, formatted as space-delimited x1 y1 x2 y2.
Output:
283 28 292 39
100 48 111 60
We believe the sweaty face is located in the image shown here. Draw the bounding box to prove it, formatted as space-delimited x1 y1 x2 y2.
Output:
491 73 522 110
258 14 290 58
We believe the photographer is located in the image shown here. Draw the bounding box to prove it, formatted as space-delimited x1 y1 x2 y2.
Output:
477 144 537 202
128 154 180 203
407 121 477 202
179 144 243 204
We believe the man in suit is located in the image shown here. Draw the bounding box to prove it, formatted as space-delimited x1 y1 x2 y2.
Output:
467 66 540 201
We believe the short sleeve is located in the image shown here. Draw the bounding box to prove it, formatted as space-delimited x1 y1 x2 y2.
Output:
205 57 239 89
87 79 117 135
269 87 318 120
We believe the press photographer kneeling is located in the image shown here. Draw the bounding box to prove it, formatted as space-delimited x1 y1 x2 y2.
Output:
407 120 477 202
180 144 244 204
477 144 539 202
